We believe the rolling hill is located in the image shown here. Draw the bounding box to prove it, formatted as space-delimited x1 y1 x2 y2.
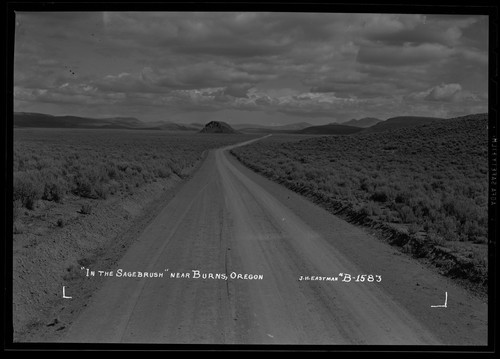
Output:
341 117 382 128
199 121 239 134
296 123 364 135
140 120 197 131
362 116 444 133
14 112 143 129
231 123 271 130
13 112 197 131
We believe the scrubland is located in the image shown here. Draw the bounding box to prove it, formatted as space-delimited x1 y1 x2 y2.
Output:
231 114 489 291
13 129 251 213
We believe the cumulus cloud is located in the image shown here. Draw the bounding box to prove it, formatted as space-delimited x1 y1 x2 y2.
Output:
139 63 277 91
359 14 425 38
92 72 162 93
13 12 489 123
362 14 477 47
426 83 463 101
407 83 480 103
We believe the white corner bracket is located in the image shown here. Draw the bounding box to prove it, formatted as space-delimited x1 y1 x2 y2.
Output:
431 291 447 308
62 286 72 299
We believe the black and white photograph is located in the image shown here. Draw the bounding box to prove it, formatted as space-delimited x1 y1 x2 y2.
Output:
6 3 497 351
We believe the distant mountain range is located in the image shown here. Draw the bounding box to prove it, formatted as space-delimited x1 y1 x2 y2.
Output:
13 112 456 136
14 112 197 131
142 120 198 131
233 122 313 132
190 122 206 130
231 120 367 135
341 117 382 128
231 117 445 135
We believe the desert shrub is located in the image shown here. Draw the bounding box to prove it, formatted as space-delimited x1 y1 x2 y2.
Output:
132 164 143 173
426 228 444 244
319 181 335 193
337 180 347 187
395 190 413 204
141 169 153 183
380 208 391 221
16 158 25 172
473 236 488 244
80 203 93 215
157 166 172 179
42 175 67 202
474 195 487 206
462 219 486 242
13 222 24 234
305 169 318 180
72 166 110 199
73 176 96 198
116 162 130 172
398 205 416 223
443 197 478 224
94 183 109 199
370 190 389 203
359 178 374 192
408 223 420 236
13 172 43 209
34 158 52 170
107 180 120 195
361 201 381 216
431 180 446 191
435 216 458 241
168 161 182 176
106 165 120 180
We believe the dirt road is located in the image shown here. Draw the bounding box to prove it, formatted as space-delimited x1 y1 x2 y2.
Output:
60 136 488 345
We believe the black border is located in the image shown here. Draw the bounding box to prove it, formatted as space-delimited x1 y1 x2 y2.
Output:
3 1 499 354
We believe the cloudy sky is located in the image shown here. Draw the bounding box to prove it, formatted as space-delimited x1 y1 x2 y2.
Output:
13 12 488 125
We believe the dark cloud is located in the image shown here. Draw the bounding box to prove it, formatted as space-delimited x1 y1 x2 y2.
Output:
223 83 254 98
310 82 401 99
136 62 278 93
366 26 458 47
357 43 454 66
171 41 291 58
364 15 478 47
91 72 164 94
13 12 489 124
